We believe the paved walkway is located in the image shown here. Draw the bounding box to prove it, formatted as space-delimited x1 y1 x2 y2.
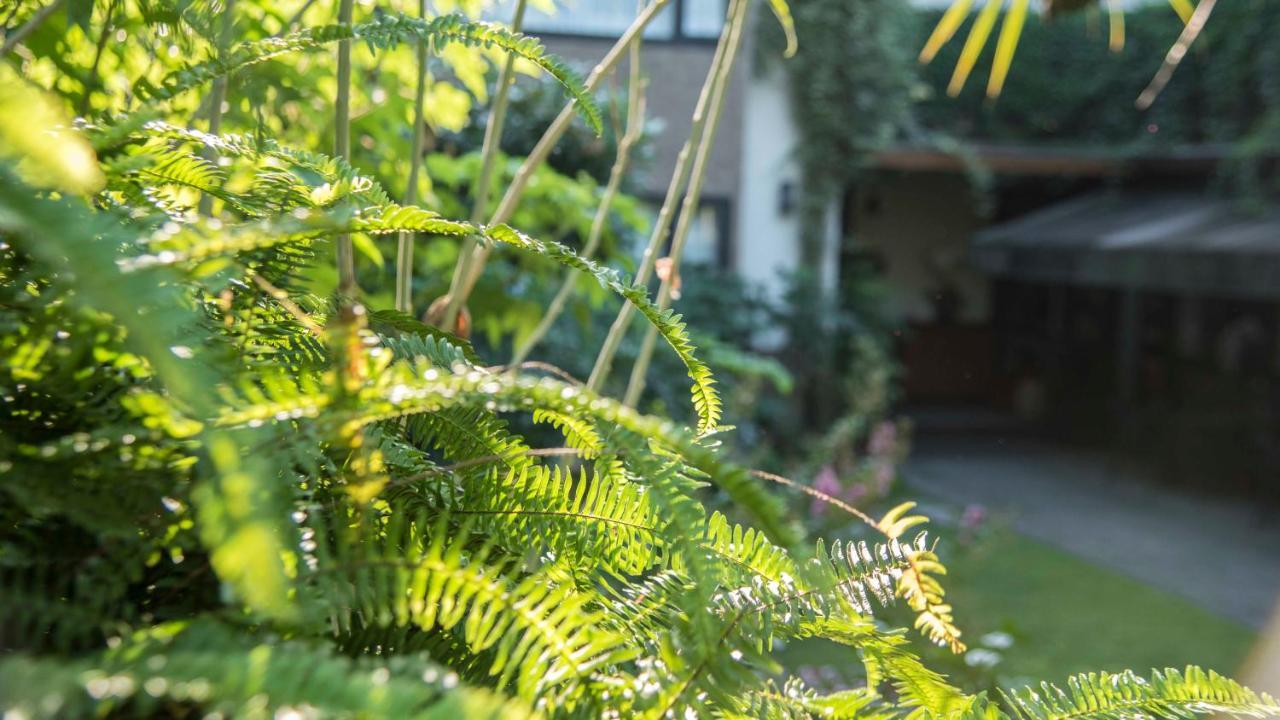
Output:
902 412 1280 628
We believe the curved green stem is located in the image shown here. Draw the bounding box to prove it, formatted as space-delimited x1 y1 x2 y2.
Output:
511 24 648 367
0 0 66 58
440 0 527 329
334 0 356 296
395 0 432 313
198 0 236 217
623 0 747 407
587 0 740 394
439 0 673 330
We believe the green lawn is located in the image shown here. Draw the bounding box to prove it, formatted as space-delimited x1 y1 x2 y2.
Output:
943 525 1257 683
779 520 1257 689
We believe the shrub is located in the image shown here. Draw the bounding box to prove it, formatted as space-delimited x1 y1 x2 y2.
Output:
1 2 1276 718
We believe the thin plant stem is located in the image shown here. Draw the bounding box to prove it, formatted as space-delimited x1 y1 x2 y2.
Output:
333 0 356 296
623 0 747 406
1135 0 1215 110
198 0 237 217
286 0 319 31
438 0 673 330
439 0 527 329
395 0 432 314
77 0 119 116
586 0 739 393
0 0 66 58
511 20 647 367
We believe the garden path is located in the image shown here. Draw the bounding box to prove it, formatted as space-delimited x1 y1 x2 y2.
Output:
902 408 1280 628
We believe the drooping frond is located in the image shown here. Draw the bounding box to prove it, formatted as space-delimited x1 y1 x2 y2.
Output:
486 224 722 435
132 13 602 134
1001 666 1280 720
532 408 603 457
880 502 965 653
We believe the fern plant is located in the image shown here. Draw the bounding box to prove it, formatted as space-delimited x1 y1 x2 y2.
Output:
0 1 1276 719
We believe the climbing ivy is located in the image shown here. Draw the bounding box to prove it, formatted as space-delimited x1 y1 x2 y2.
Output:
755 0 919 268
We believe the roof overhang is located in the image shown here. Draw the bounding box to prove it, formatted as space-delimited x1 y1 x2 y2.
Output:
872 144 1228 178
971 190 1280 298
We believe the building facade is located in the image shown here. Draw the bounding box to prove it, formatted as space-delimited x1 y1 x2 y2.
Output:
489 0 819 300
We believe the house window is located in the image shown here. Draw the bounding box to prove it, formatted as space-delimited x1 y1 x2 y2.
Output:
640 196 732 269
485 0 726 42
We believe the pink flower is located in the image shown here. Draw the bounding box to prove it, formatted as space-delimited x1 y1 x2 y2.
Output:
869 421 897 458
811 465 841 516
873 461 894 495
961 503 987 529
843 482 868 505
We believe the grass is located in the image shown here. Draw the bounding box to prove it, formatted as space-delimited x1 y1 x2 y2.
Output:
942 524 1257 683
778 517 1257 690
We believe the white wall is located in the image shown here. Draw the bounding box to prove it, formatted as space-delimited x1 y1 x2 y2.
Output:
734 62 805 302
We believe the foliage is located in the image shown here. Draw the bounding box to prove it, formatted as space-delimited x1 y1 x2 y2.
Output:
914 2 1280 150
1 2 1277 719
756 0 918 267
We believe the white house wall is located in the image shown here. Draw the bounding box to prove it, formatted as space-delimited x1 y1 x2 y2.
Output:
735 61 805 301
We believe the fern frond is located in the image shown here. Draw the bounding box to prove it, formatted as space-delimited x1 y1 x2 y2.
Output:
1002 666 1280 720
115 120 394 207
370 308 481 366
532 408 602 458
133 13 601 134
813 615 973 718
446 464 663 577
880 502 965 653
306 362 790 544
0 163 297 619
312 515 638 703
0 619 528 719
734 680 886 720
486 224 722 435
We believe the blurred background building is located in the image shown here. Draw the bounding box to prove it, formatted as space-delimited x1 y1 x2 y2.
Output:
492 0 1279 497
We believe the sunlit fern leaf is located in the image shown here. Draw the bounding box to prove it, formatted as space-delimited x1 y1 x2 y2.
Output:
404 405 535 474
531 408 602 458
879 502 965 653
1107 0 1125 52
714 534 917 653
1167 0 1194 23
733 680 886 720
0 163 297 620
1001 666 1280 720
370 308 482 366
987 0 1030 97
809 616 973 719
0 619 529 719
295 361 790 544
132 13 602 135
116 197 722 435
485 224 722 435
309 514 638 704
106 120 394 208
446 464 664 576
122 204 473 271
919 0 975 63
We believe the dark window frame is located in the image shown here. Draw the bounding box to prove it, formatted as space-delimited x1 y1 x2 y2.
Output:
519 0 727 46
643 194 733 270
